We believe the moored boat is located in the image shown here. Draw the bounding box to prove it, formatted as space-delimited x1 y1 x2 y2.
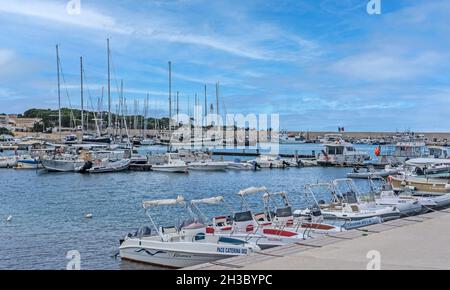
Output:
152 154 188 173
188 160 228 171
119 196 260 268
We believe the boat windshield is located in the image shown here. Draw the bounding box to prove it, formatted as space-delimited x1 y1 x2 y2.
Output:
326 146 344 155
234 211 253 222
341 191 358 204
275 206 293 217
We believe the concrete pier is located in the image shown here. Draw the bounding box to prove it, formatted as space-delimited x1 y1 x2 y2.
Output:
185 211 450 270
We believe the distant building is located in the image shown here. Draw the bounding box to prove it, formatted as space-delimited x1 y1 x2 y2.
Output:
0 115 42 132
0 115 14 130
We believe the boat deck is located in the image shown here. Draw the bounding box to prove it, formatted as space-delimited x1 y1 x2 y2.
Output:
184 210 450 270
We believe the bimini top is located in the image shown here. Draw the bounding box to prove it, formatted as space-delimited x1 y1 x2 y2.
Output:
190 196 224 205
237 187 268 196
142 195 185 208
262 191 287 201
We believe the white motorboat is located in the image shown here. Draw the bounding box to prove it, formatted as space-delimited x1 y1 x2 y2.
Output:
41 157 85 172
247 154 287 169
259 189 344 234
308 179 401 221
279 131 306 144
77 158 131 173
317 142 370 166
152 154 188 173
188 160 228 171
368 178 423 216
376 141 429 165
15 155 42 169
189 193 308 249
227 160 256 170
319 134 344 144
347 165 402 179
381 177 450 209
119 196 260 268
0 156 17 168
236 187 346 243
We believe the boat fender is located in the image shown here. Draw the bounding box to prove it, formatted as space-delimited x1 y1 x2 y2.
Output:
387 176 393 184
445 184 450 190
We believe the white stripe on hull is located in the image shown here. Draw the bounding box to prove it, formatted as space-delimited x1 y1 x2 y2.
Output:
120 247 227 268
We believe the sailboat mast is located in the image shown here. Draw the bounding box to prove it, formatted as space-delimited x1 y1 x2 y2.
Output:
168 61 172 150
204 84 207 127
100 86 104 132
216 81 219 127
56 45 62 140
176 91 179 126
80 56 84 135
188 94 190 120
144 93 149 138
107 38 111 132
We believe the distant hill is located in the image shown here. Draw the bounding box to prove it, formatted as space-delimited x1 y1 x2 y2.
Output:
22 108 168 132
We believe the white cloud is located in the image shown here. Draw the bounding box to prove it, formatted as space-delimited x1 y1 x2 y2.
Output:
0 0 130 34
331 51 443 81
0 49 15 66
0 0 319 62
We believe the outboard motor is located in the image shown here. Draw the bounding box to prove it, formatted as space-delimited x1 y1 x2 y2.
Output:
415 167 424 176
78 161 93 173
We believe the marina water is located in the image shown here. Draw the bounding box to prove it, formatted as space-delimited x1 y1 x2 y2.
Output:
0 144 416 269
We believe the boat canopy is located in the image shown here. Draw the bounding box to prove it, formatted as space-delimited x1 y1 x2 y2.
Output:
237 187 267 196
406 158 450 167
190 196 224 205
262 191 287 201
143 195 185 208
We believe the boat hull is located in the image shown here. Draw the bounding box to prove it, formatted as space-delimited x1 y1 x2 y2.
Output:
188 163 228 171
42 160 85 172
322 207 401 221
376 199 423 216
120 246 224 268
16 159 42 169
227 163 255 170
0 158 16 168
391 176 450 194
119 236 257 268
152 165 187 173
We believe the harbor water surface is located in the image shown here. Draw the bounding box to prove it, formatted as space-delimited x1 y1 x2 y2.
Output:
0 144 386 270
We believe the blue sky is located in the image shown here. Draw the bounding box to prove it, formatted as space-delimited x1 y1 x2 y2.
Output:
0 0 449 131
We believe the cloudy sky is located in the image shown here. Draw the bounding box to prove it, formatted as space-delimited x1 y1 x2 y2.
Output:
0 0 449 131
